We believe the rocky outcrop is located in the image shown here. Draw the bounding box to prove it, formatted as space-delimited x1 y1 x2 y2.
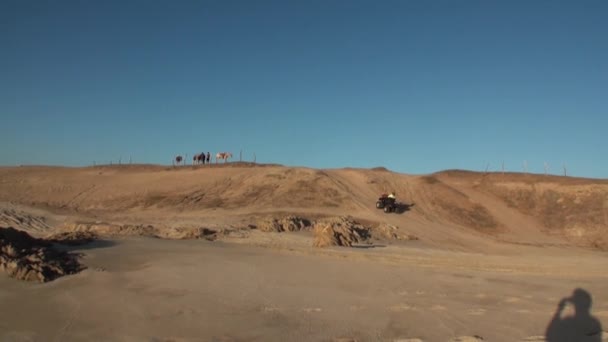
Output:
0 227 84 282
255 216 312 232
159 227 218 240
312 216 368 248
0 207 51 232
370 223 418 241
46 231 99 245
60 222 218 241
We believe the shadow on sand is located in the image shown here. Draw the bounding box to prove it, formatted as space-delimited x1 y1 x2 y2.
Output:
54 239 117 251
376 199 415 215
352 244 387 249
545 288 603 341
393 202 415 214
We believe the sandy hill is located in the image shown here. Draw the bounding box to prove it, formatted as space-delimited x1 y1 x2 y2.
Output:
1 164 607 251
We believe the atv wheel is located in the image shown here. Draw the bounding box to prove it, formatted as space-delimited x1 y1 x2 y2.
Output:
376 201 384 208
384 206 392 213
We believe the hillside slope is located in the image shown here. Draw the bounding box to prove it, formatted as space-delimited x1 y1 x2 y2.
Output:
1 165 606 251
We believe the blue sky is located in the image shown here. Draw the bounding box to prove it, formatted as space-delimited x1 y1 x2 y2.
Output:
1 1 606 178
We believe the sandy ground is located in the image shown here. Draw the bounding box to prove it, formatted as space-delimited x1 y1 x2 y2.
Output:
1 165 608 341
1 234 607 341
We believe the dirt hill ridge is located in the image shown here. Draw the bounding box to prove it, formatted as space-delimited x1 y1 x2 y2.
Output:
1 165 606 250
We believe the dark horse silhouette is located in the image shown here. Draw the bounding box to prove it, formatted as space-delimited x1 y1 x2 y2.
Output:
174 155 183 166
193 153 206 165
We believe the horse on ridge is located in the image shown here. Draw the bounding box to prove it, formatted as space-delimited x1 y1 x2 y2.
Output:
174 155 183 166
215 152 232 163
193 153 206 165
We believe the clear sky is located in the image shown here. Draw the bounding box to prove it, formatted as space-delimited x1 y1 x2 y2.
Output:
1 1 606 178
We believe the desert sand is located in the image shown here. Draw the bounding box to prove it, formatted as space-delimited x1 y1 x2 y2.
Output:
1 164 607 341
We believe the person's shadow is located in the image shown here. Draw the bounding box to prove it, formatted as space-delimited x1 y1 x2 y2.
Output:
545 288 603 341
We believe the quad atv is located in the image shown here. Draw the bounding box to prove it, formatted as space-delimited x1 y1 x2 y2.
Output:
376 195 397 213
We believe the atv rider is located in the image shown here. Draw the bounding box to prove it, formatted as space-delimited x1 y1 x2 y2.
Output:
387 192 396 205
